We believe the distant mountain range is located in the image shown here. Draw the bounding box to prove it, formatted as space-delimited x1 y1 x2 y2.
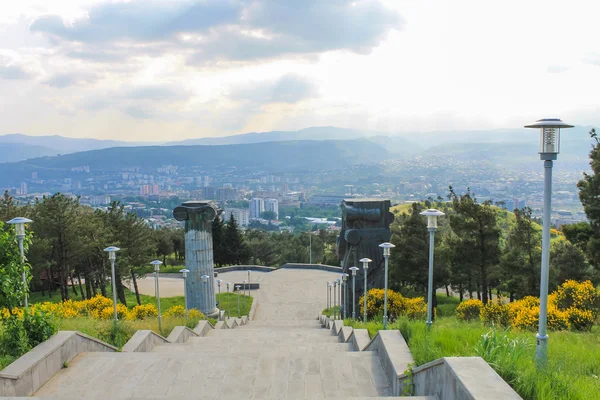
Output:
0 125 595 168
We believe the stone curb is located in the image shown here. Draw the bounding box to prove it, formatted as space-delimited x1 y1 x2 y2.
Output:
248 293 258 321
166 326 198 344
193 320 214 336
122 330 168 353
0 331 117 397
347 329 370 351
364 330 414 396
214 321 229 329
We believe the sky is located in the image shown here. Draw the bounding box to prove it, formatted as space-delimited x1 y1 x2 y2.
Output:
0 0 599 142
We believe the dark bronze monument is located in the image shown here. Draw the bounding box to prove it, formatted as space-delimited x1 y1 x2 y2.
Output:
337 199 395 316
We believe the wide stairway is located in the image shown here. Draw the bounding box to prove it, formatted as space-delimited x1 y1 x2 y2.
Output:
33 269 433 399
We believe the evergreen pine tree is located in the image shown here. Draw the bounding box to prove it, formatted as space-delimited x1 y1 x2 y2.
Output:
212 216 226 268
577 129 600 268
223 214 250 265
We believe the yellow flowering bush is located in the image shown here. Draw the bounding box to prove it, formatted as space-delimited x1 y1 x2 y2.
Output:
565 307 594 331
128 304 158 320
358 288 426 321
164 305 186 317
555 280 600 318
99 303 129 320
188 308 205 319
481 301 511 327
456 299 483 321
86 295 114 318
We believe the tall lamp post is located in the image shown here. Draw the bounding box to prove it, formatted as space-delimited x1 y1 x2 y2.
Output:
525 118 573 366
180 269 190 321
7 217 32 307
360 258 371 323
247 270 251 291
420 209 445 329
226 282 231 318
326 281 331 310
333 280 338 319
328 283 332 315
341 273 349 319
216 279 222 295
379 243 395 329
151 260 163 332
235 285 241 317
103 246 120 326
349 267 359 319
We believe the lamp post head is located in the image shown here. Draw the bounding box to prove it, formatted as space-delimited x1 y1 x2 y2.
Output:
103 246 120 261
379 242 395 257
524 118 573 159
235 285 241 290
227 282 231 288
6 217 32 237
179 268 189 278
201 274 209 282
216 279 222 285
420 209 445 229
341 273 349 281
349 266 359 276
359 257 372 270
150 260 162 272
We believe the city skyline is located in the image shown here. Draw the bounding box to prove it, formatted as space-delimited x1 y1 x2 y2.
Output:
1 0 599 142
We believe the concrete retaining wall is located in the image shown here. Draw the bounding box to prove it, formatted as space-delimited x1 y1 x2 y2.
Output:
348 329 370 351
193 320 214 336
364 330 414 396
0 331 116 397
399 357 522 400
122 330 168 352
280 263 342 273
215 265 275 273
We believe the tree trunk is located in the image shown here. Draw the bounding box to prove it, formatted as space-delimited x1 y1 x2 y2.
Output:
488 287 493 302
130 269 142 305
99 273 107 297
445 285 450 297
458 283 464 301
69 270 78 296
115 269 127 306
85 272 92 299
77 272 85 300
476 290 481 300
510 291 514 302
46 268 53 298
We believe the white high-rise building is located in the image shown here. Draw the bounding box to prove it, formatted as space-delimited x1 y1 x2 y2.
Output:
223 208 250 226
265 198 279 220
250 198 264 219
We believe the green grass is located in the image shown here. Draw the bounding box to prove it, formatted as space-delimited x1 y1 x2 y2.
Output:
321 306 340 317
345 316 600 400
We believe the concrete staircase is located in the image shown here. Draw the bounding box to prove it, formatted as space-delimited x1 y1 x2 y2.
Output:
32 318 434 399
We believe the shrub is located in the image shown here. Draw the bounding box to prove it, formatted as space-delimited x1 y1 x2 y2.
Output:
509 296 570 331
456 299 483 321
22 308 57 348
0 314 29 357
481 302 510 327
565 307 594 331
165 305 186 317
555 280 600 318
99 304 128 320
188 308 205 320
86 295 114 318
128 304 158 320
358 288 426 321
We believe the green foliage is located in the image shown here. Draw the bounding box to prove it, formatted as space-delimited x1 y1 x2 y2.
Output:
212 216 226 267
260 210 277 220
0 222 31 310
577 129 600 269
22 307 57 347
0 315 30 357
223 214 250 265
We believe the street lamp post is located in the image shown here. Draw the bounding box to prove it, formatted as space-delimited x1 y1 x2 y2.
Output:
180 269 190 321
7 217 32 307
326 281 330 310
341 273 349 319
201 274 209 317
103 246 120 326
328 283 332 316
525 118 573 367
379 243 395 329
243 280 247 311
333 280 338 319
337 278 342 319
226 282 231 318
360 258 371 323
349 267 359 319
235 285 241 317
247 270 251 292
151 260 163 332
420 209 445 329
216 279 222 296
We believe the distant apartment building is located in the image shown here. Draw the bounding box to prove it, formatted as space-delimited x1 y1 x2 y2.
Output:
90 195 111 206
308 195 345 207
264 198 279 219
203 186 216 200
140 184 160 196
19 182 27 196
223 208 250 226
250 198 265 219
217 187 239 201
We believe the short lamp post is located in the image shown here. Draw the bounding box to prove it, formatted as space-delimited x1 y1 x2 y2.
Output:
349 267 359 319
151 260 163 332
247 270 251 292
235 285 241 317
360 258 371 323
180 269 190 321
226 282 232 318
328 283 332 315
341 273 349 319
525 118 573 367
378 243 395 329
326 281 331 310
216 279 222 295
201 274 209 317
242 280 247 311
103 246 120 326
333 280 338 319
7 217 32 307
420 209 445 329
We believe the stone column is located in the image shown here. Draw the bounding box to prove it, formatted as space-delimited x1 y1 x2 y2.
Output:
173 201 220 318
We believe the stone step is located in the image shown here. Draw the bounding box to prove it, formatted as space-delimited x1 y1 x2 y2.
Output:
153 342 353 353
198 334 342 345
35 350 392 399
240 320 322 328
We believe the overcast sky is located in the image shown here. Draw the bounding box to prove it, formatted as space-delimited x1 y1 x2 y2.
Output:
0 0 598 142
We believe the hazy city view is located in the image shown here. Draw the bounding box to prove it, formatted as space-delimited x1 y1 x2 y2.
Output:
0 1 599 400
